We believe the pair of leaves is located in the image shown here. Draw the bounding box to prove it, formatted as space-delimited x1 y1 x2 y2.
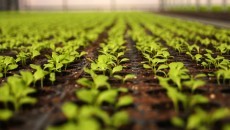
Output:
76 88 133 108
114 74 136 83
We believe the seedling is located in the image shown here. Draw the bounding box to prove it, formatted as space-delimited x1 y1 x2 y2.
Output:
183 74 206 92
16 51 30 66
0 75 37 111
216 69 230 85
77 68 110 89
49 72 56 85
142 54 168 76
0 56 18 77
168 62 189 90
172 107 230 130
158 76 208 111
90 54 115 75
30 64 48 88
44 52 64 73
114 74 137 83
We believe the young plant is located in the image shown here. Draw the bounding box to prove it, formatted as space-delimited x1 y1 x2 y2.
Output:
48 102 130 130
0 56 18 77
30 64 48 88
90 54 115 75
76 88 133 108
44 52 64 73
183 74 206 92
172 107 230 130
216 69 230 85
114 74 137 83
168 62 189 90
158 76 208 111
142 53 168 76
0 75 37 111
16 51 30 66
77 68 110 89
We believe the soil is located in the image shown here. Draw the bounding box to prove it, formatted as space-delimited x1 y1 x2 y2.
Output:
0 20 230 130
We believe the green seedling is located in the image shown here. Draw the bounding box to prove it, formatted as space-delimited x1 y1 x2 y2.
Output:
172 107 230 130
183 74 206 92
62 51 87 70
44 52 64 73
90 54 115 75
16 51 30 66
0 56 18 77
49 72 56 85
0 75 37 111
204 53 224 69
158 76 208 111
142 53 168 76
114 74 137 83
168 62 189 90
48 102 130 130
30 64 48 88
76 88 133 108
77 68 110 89
216 69 230 85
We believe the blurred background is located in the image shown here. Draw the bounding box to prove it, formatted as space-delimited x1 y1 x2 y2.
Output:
0 0 229 12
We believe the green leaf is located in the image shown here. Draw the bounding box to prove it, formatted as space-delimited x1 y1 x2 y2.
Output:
77 78 93 88
157 64 168 70
143 64 151 69
80 51 87 57
112 65 123 74
94 75 110 89
49 72 56 83
171 117 184 128
30 64 40 70
8 64 18 70
195 73 207 79
211 108 230 121
120 58 129 63
0 109 13 121
18 97 37 105
96 90 118 106
77 118 100 130
112 111 129 127
32 50 40 59
124 74 136 81
113 75 123 80
116 95 133 108
20 71 33 86
189 95 209 108
118 87 129 93
117 52 124 58
61 102 78 119
76 89 98 104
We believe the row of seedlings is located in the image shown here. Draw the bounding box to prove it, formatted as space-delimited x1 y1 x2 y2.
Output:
128 13 230 130
48 17 135 130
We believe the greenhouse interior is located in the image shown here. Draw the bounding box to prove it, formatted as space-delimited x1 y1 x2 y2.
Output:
0 0 230 130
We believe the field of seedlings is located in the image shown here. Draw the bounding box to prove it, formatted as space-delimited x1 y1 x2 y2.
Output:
0 12 230 130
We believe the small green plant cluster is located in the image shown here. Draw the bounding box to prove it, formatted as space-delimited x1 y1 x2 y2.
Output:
0 71 37 121
0 56 18 77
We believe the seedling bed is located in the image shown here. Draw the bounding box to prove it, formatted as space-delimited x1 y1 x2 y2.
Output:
0 12 230 130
